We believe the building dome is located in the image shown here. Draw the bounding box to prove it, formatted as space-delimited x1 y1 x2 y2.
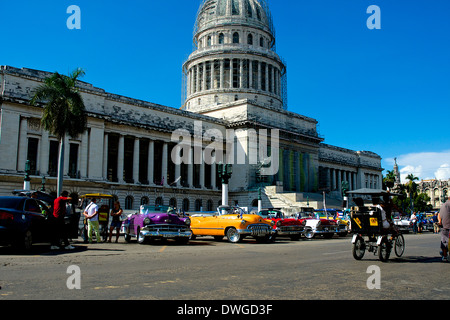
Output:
194 0 275 45
182 0 287 113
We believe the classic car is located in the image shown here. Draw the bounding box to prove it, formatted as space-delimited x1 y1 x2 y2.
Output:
294 210 340 239
257 208 309 241
315 209 349 237
0 195 79 250
393 213 412 233
190 205 275 243
122 205 191 244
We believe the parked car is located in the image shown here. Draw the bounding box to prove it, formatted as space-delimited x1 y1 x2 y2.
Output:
190 205 275 243
0 195 78 250
315 209 349 237
393 213 412 233
257 208 309 241
294 211 340 239
122 205 191 244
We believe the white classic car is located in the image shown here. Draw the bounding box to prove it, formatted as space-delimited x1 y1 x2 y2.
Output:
393 213 412 233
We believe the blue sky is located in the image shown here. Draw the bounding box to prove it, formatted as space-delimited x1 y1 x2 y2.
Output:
1 0 449 181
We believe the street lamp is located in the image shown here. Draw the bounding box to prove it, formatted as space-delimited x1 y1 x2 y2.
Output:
218 163 232 206
23 160 31 190
41 176 46 192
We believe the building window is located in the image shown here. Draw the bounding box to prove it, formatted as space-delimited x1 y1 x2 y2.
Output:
182 198 190 212
68 143 79 178
141 197 149 205
233 32 240 44
260 36 264 47
195 199 202 211
207 36 211 46
247 34 253 45
169 198 177 208
27 137 39 175
125 196 133 210
218 33 224 44
231 0 240 15
155 197 163 206
48 140 59 177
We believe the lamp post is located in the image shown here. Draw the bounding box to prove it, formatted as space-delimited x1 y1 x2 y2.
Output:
23 160 31 191
218 163 232 206
41 176 46 192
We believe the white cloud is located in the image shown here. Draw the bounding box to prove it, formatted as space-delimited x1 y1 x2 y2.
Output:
435 164 450 180
385 150 450 181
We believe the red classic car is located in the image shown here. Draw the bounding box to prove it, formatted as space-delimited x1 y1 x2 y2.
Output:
294 211 340 239
257 209 309 241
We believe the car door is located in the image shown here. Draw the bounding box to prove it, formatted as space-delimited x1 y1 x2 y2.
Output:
23 199 47 242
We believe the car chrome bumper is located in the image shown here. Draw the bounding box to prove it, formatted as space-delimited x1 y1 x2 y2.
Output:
314 226 340 234
140 229 192 238
276 227 305 236
238 224 275 237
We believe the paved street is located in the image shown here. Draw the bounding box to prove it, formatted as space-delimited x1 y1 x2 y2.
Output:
0 232 449 300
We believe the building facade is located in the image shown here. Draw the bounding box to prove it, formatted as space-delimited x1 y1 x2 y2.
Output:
0 0 383 211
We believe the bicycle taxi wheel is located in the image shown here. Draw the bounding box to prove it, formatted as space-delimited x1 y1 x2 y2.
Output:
352 235 366 260
394 233 405 257
378 236 391 262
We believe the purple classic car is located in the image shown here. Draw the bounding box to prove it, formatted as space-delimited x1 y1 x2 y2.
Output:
121 205 191 244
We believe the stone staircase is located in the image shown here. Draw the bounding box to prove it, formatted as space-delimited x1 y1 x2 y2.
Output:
263 185 343 215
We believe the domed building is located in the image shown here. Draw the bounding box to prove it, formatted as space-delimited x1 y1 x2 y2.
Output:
183 0 286 112
0 0 383 211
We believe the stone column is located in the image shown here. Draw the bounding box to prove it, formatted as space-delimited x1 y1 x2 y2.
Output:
117 134 124 183
220 60 224 89
103 133 108 179
162 142 168 186
148 140 154 185
133 137 140 184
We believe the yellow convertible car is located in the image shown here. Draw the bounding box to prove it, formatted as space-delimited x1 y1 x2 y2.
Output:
190 205 275 243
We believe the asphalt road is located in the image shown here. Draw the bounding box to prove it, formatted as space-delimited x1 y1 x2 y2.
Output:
0 232 449 301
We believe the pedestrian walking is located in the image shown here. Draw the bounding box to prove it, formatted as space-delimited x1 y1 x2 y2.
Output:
108 201 123 243
438 196 450 262
411 212 417 234
50 190 75 250
83 198 101 243
433 212 440 234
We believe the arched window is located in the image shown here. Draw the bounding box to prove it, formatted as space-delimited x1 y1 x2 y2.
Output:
260 36 264 47
251 199 258 207
207 199 213 211
169 197 177 208
195 199 202 211
218 33 224 45
141 196 149 205
125 196 133 210
207 36 211 46
233 32 240 44
182 198 190 212
247 34 253 45
155 197 163 206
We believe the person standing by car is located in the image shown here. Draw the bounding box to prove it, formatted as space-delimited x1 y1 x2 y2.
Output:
438 196 450 262
108 201 123 243
433 212 440 234
410 212 418 234
51 191 75 250
83 198 101 244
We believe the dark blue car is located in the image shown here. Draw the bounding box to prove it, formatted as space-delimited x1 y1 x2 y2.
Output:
0 196 78 250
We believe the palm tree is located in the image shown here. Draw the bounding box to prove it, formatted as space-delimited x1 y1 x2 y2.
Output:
30 68 87 196
383 170 396 190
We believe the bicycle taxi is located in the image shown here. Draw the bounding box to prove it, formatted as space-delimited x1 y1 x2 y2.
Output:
347 189 405 262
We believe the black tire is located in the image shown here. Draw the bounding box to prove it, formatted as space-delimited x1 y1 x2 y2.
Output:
352 236 365 260
394 234 405 257
378 236 391 262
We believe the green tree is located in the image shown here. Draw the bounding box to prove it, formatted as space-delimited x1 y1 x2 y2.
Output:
30 68 87 195
383 170 396 190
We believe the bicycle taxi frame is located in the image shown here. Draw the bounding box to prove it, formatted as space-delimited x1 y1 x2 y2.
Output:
347 188 405 262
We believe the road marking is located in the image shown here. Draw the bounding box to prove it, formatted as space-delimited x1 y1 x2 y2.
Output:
323 250 348 256
159 246 167 253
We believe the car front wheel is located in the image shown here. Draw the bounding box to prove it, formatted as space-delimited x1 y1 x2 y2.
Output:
226 227 241 243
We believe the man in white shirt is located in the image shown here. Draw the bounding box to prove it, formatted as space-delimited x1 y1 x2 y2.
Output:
83 198 101 243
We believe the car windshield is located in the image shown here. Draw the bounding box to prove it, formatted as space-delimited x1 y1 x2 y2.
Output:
0 197 23 210
140 205 176 214
258 210 284 219
217 206 245 216
297 212 314 219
